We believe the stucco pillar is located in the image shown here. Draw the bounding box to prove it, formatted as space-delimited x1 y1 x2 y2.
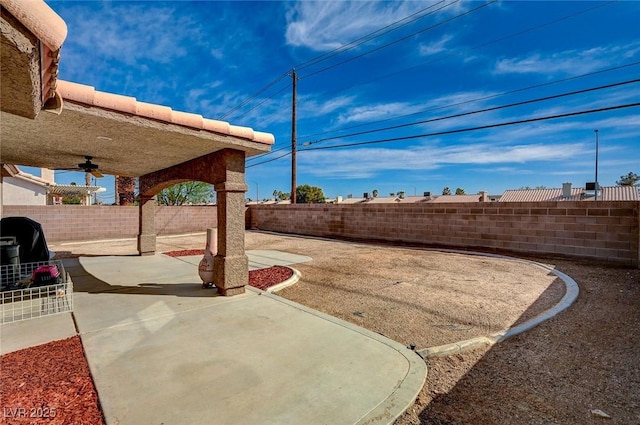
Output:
137 195 157 256
213 150 248 296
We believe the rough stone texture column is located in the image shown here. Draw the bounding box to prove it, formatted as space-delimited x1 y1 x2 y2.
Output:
137 195 156 256
0 172 3 217
213 150 248 296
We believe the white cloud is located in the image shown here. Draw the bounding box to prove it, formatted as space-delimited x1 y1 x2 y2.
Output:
494 41 640 76
300 95 357 117
285 1 454 51
300 141 587 178
64 5 197 66
419 34 453 56
336 102 423 124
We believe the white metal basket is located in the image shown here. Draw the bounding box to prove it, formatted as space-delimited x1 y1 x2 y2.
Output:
1 261 73 324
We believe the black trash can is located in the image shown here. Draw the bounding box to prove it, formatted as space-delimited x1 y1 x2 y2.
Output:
1 243 20 265
1 243 20 290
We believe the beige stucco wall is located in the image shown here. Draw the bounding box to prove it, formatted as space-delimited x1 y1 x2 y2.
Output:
2 177 47 205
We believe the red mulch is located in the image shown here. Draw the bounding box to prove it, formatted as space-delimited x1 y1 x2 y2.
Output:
164 250 294 290
248 266 294 290
0 336 105 425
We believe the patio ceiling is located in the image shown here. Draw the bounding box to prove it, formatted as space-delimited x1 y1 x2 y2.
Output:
0 96 273 177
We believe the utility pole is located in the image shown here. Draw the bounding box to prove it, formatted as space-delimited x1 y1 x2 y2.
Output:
594 129 599 202
290 68 298 204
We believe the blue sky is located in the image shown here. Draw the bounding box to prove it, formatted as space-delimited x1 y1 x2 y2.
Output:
31 0 640 202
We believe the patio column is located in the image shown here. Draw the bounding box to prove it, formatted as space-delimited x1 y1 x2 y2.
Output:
137 194 156 256
213 150 248 296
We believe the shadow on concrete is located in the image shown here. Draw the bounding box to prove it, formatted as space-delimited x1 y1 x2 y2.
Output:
62 258 219 298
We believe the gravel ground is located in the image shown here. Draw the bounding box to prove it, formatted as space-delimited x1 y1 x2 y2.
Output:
50 231 640 424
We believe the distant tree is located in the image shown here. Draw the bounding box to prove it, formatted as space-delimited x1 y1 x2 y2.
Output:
116 176 136 206
442 187 451 195
296 184 325 203
62 196 81 205
535 185 547 189
372 189 379 198
389 192 395 197
455 188 465 195
273 190 291 201
397 191 405 198
157 181 214 206
617 171 640 186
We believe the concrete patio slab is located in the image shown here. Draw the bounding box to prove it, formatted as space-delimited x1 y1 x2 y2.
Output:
71 254 425 425
0 312 76 355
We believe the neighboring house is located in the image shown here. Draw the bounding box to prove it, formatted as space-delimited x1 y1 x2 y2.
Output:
1 164 48 205
333 191 498 204
1 165 105 205
500 183 640 202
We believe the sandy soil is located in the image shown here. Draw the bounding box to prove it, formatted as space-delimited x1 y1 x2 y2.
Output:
245 232 564 349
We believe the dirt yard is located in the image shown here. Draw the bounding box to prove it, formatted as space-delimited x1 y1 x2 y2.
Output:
245 231 640 425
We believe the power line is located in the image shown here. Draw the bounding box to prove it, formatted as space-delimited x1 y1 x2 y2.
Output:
305 78 640 146
247 151 293 169
300 1 497 79
297 61 640 141
299 103 640 151
220 3 457 121
307 0 616 107
251 71 640 164
246 144 292 162
225 83 291 122
217 71 290 120
295 0 454 71
246 102 639 168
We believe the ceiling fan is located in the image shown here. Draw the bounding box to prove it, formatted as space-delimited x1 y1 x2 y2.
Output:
57 156 104 178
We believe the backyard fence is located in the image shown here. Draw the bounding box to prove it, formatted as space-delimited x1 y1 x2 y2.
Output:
1 205 217 242
2 202 638 266
248 201 640 267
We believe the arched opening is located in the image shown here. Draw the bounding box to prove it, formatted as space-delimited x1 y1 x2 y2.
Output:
136 149 249 295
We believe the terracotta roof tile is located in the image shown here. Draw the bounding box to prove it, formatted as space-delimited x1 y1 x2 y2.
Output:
171 110 204 129
0 0 67 51
93 91 137 114
202 119 230 135
430 195 483 203
56 80 274 145
137 102 173 122
500 186 639 202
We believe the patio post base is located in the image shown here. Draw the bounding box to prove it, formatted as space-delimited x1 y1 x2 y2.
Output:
137 233 156 256
217 286 245 296
213 254 248 296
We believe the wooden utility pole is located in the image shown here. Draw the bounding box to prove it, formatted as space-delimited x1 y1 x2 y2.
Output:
291 68 298 204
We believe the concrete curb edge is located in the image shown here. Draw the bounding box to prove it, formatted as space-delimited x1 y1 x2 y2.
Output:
264 267 301 293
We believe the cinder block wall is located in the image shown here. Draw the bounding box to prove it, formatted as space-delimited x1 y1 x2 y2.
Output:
2 205 217 242
249 201 640 266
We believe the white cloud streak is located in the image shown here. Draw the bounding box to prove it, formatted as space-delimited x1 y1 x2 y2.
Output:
419 34 453 56
300 141 588 178
494 41 640 76
285 1 450 51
